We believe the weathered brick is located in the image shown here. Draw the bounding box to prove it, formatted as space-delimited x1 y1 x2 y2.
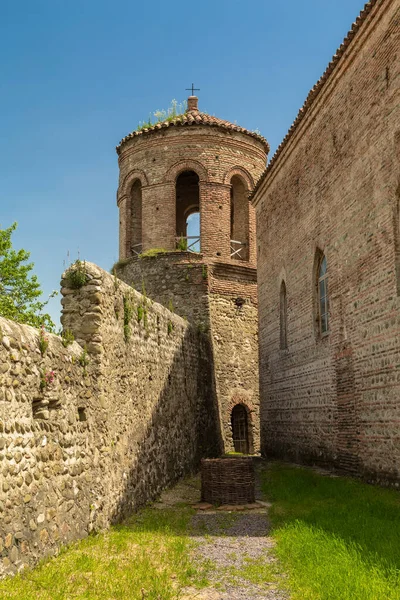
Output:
253 0 400 483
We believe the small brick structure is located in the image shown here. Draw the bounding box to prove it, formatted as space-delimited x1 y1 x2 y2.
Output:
201 457 255 505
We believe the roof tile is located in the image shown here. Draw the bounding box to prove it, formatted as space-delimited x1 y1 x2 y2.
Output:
116 109 269 154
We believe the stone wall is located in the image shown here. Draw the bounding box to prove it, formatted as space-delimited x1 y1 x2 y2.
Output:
208 293 260 454
118 254 260 453
208 265 260 453
0 262 220 577
115 252 210 327
253 0 400 482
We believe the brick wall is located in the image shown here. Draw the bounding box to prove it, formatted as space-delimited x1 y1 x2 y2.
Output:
253 0 400 482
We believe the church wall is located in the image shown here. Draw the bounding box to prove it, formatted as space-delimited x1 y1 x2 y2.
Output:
254 0 400 482
0 262 220 577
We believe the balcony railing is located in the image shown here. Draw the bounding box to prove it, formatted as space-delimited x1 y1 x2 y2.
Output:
230 239 247 260
131 243 143 257
176 236 200 253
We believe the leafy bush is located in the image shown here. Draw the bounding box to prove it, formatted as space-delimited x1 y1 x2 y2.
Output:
0 222 56 330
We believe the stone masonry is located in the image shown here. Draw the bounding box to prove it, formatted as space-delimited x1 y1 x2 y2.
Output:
252 0 400 483
0 262 220 577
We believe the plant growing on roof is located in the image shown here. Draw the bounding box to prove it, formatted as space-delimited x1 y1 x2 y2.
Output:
136 99 187 132
138 248 167 259
176 236 188 252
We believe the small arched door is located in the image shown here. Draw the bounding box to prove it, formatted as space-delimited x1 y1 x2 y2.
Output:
231 404 249 454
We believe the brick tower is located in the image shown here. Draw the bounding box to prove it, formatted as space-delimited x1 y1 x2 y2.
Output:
115 95 269 453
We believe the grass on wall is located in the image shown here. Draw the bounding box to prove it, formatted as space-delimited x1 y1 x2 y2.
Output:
0 507 210 600
261 463 400 600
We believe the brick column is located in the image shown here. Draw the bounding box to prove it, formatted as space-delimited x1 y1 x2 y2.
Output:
200 182 231 260
118 196 129 260
142 183 176 251
248 202 257 267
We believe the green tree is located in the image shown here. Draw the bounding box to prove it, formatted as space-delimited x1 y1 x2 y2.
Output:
0 222 56 331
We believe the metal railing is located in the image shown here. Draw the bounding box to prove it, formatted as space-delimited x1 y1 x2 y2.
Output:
175 236 200 253
131 243 143 256
230 239 247 260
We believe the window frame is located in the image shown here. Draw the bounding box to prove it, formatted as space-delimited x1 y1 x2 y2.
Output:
280 280 288 350
317 254 329 337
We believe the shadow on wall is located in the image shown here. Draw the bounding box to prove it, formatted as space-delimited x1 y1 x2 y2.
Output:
109 329 223 524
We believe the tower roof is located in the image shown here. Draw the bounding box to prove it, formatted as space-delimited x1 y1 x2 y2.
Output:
116 96 269 155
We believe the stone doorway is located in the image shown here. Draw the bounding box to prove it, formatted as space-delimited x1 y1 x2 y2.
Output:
231 404 250 454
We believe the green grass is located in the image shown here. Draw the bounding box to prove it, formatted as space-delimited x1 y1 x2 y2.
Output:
3 465 399 600
262 463 400 600
0 507 210 600
138 248 167 259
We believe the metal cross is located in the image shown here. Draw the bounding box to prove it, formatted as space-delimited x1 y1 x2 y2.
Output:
186 83 200 95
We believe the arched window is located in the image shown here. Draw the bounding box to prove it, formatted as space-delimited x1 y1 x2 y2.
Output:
230 176 249 261
231 404 249 454
176 171 200 252
280 280 288 349
130 180 142 257
395 184 400 295
318 254 329 335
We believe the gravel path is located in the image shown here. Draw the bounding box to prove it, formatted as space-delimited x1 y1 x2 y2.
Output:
156 463 289 600
183 511 287 600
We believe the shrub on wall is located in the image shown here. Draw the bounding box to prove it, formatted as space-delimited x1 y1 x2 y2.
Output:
65 260 88 289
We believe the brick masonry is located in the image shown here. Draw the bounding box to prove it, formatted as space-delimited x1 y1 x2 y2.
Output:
253 0 400 483
117 122 266 266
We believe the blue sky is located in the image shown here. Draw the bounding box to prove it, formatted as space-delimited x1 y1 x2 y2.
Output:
0 0 364 326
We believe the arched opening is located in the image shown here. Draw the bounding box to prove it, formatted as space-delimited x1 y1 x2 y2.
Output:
130 180 142 257
280 280 288 349
230 175 249 261
231 404 250 454
176 171 200 252
395 182 400 295
314 249 329 336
